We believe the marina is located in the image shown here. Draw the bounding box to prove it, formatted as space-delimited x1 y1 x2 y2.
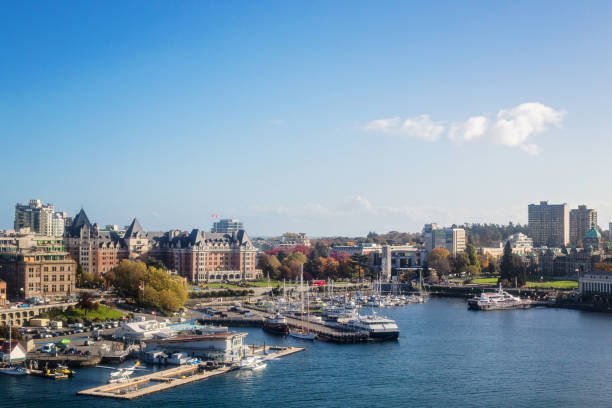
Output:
77 346 304 400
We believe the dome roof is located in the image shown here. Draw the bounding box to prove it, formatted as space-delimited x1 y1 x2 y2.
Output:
584 224 601 240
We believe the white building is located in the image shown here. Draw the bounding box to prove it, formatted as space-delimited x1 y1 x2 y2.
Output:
579 269 612 295
503 233 534 255
1 341 26 362
145 332 248 362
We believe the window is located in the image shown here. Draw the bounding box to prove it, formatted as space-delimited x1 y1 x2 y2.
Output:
44 275 48 282
60 285 64 292
51 285 56 292
52 275 57 281
60 275 64 281
43 285 48 293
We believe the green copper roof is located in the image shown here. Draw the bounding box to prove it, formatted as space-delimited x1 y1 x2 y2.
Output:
584 224 601 240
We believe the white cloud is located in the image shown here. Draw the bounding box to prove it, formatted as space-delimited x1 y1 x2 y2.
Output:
364 114 444 142
365 102 565 155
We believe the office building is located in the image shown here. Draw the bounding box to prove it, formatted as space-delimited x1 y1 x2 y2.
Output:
528 201 569 247
423 224 466 254
570 205 597 246
211 219 244 234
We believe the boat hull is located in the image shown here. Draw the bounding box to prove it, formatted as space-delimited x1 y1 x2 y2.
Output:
468 300 533 311
263 323 289 336
368 331 400 342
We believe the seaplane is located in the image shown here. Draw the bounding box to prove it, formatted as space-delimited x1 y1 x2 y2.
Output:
96 361 148 384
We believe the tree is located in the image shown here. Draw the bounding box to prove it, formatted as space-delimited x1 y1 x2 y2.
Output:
258 253 281 279
110 260 187 313
466 244 481 274
499 241 526 286
428 248 451 278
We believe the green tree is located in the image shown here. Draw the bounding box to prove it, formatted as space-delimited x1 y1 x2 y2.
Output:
428 248 451 278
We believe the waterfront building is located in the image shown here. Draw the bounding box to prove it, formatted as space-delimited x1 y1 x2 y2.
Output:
145 331 248 362
0 341 26 362
538 245 603 280
579 268 612 295
0 234 76 299
211 218 244 234
570 205 597 246
151 229 260 283
528 201 569 247
381 244 423 281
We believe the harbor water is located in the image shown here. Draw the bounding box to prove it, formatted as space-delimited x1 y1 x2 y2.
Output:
3 297 612 407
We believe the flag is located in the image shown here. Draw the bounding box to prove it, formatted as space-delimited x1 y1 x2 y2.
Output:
211 214 218 219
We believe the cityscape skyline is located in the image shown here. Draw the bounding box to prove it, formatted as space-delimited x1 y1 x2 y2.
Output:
3 197 612 238
3 2 612 235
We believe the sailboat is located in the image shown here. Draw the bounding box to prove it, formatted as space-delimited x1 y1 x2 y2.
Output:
0 320 29 376
289 265 316 341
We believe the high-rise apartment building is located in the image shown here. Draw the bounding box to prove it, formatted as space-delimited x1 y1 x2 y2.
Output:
528 201 569 247
14 200 66 237
211 218 244 234
570 205 597 246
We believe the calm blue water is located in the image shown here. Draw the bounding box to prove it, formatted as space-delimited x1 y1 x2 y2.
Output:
3 298 612 407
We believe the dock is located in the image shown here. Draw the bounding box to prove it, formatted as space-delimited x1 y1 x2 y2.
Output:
77 346 303 400
198 307 370 343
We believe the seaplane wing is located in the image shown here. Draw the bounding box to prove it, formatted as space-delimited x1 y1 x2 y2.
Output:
96 365 119 370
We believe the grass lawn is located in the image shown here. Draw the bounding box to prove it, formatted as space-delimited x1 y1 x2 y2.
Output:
470 277 578 289
526 280 578 289
43 304 124 321
471 278 499 285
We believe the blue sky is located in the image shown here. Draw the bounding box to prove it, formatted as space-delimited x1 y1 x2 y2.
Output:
1 1 612 236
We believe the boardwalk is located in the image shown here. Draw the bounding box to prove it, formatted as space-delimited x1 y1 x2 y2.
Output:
77 346 304 400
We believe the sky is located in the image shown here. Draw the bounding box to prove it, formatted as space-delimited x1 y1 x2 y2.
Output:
1 1 612 236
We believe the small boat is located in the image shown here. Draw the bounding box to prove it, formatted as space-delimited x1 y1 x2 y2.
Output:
263 313 289 335
0 365 28 376
250 360 267 371
288 330 316 341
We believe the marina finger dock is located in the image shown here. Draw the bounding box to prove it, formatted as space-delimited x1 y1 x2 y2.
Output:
77 346 304 400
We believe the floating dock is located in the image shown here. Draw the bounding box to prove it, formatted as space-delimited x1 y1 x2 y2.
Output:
77 346 303 400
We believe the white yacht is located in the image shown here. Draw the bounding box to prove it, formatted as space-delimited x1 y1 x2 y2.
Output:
340 313 400 341
467 284 533 311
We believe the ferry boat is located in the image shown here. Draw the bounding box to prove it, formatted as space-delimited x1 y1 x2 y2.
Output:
467 284 533 311
263 313 289 336
339 313 400 341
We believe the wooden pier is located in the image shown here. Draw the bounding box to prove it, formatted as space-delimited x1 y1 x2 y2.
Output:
77 346 304 400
